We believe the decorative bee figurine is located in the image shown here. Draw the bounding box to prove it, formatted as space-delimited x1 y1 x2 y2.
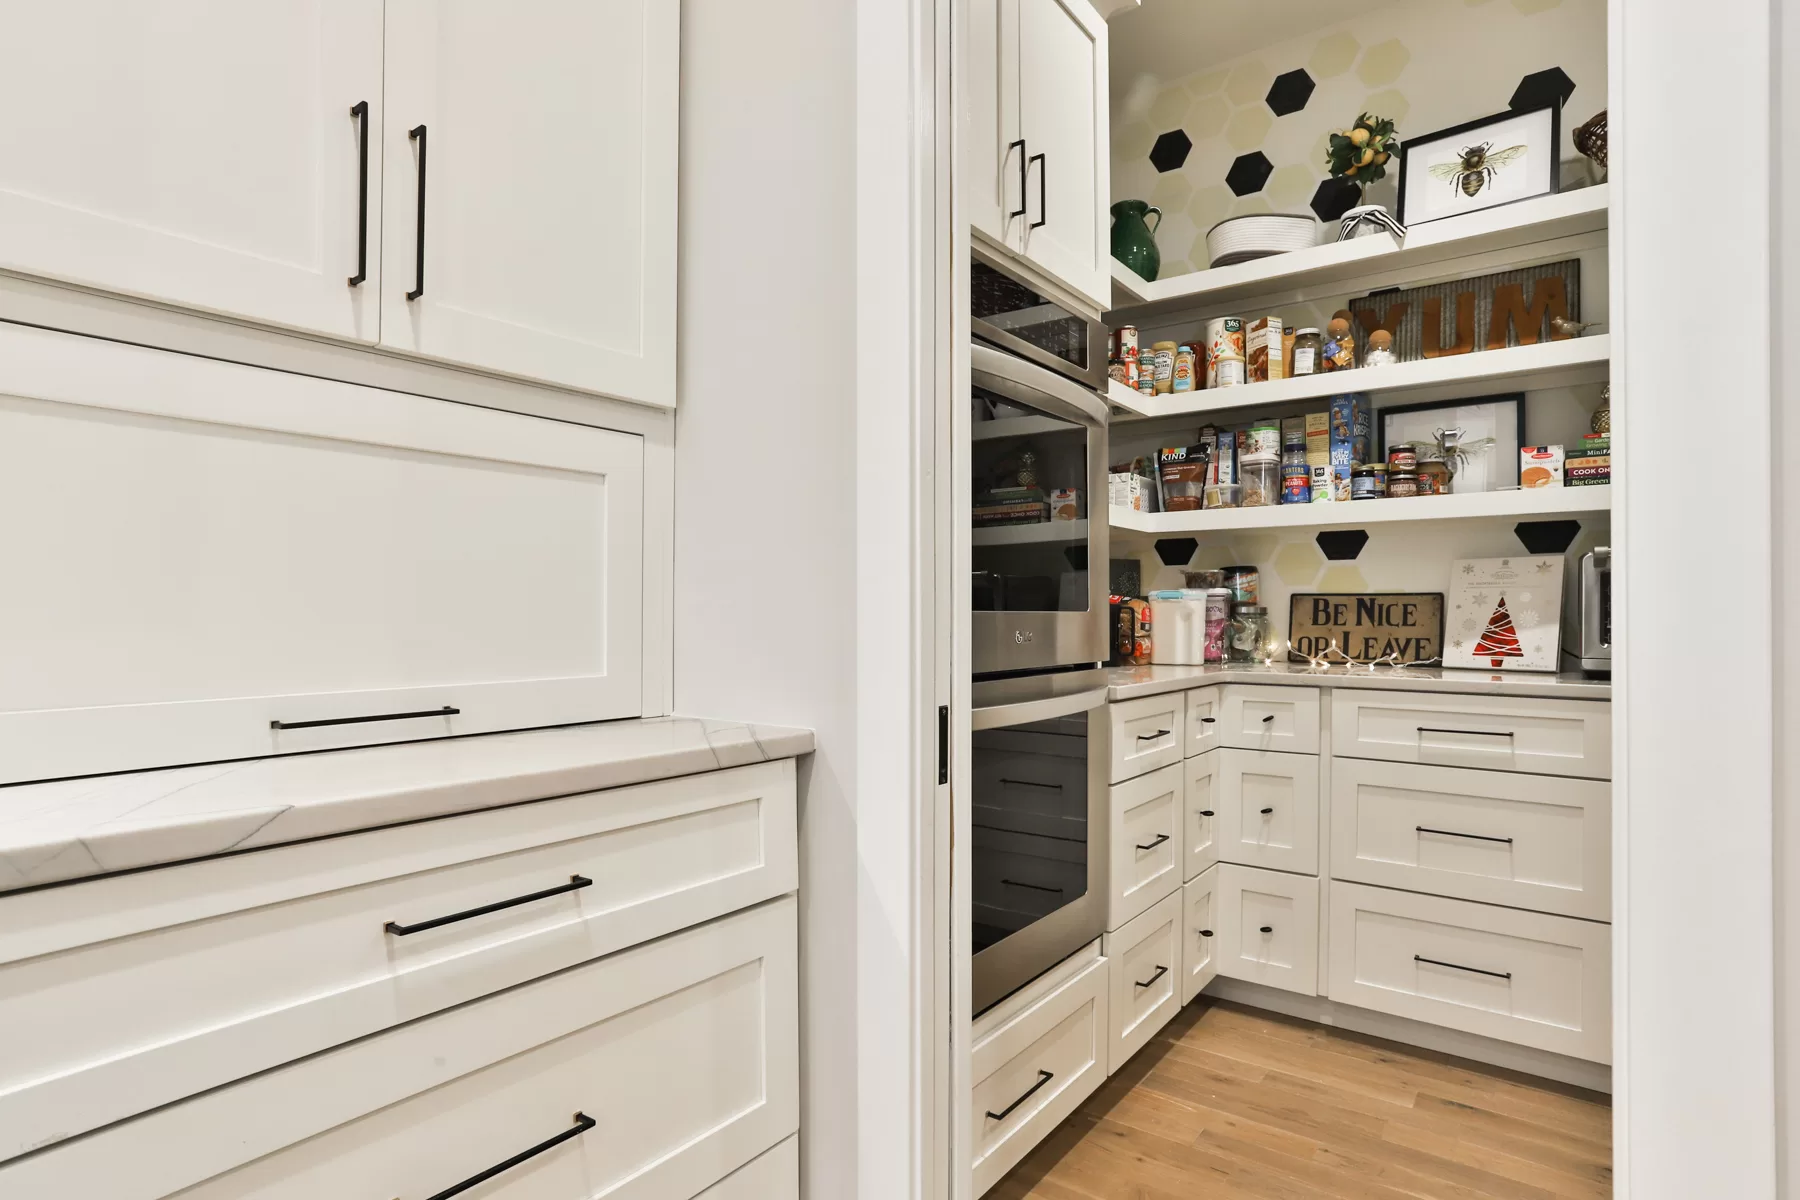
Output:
1429 141 1529 198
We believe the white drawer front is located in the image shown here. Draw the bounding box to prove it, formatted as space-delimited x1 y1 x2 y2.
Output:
1108 764 1184 928
970 945 1108 1196
1108 693 1185 783
0 761 796 1164
1330 759 1611 920
1217 864 1319 995
0 897 800 1200
1216 749 1320 874
1218 685 1321 754
1183 750 1221 881
1180 866 1221 1006
1102 890 1183 1074
1328 882 1611 1063
1331 690 1612 779
1183 685 1223 757
699 1138 798 1200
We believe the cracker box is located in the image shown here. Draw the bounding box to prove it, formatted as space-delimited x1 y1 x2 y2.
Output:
1304 411 1330 468
1248 316 1285 383
1520 445 1565 488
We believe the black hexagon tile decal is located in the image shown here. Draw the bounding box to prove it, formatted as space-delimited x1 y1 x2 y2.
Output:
1149 130 1192 173
1510 67 1576 113
1225 151 1273 196
1153 537 1199 567
1266 69 1315 117
1514 519 1581 555
1310 176 1362 223
1315 529 1369 561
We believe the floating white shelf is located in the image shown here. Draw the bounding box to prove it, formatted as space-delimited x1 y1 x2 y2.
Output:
972 519 1088 546
971 414 1077 442
1111 485 1611 537
1110 185 1609 322
1111 334 1609 423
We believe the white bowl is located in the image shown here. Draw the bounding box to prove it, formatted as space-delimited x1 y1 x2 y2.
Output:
1205 214 1320 267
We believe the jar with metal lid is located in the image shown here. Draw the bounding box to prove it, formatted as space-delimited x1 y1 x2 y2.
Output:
1227 604 1273 663
1387 446 1417 473
1388 470 1419 498
1351 465 1381 500
1418 459 1450 496
1290 327 1322 376
1367 462 1388 497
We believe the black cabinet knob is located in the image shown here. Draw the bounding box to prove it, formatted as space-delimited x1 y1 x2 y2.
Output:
1260 925 1273 933
1199 809 1214 817
1260 807 1274 815
1199 928 1213 938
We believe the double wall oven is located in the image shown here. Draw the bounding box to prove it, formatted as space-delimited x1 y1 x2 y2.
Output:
969 249 1111 1014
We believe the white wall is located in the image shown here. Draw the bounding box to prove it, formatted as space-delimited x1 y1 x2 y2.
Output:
1777 0 1800 1191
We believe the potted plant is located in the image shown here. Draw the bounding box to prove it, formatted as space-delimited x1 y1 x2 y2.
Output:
1319 113 1399 223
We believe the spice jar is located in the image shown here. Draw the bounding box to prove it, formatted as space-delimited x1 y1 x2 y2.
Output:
1290 327 1322 376
1227 605 1273 664
1388 470 1419 498
1418 459 1451 496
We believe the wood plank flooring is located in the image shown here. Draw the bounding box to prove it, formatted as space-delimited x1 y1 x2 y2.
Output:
990 999 1612 1200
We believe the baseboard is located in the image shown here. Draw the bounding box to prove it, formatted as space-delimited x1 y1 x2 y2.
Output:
1200 977 1613 1095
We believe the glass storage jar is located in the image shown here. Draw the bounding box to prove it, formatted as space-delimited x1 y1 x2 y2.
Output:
1227 604 1273 663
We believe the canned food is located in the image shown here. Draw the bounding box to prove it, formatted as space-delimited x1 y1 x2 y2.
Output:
1136 365 1156 396
1115 325 1140 362
1246 420 1281 458
1281 463 1312 503
1205 317 1246 388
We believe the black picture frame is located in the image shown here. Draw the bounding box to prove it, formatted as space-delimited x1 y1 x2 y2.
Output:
1377 394 1528 490
1397 102 1562 226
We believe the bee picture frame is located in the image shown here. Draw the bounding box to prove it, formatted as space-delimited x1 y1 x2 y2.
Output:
1397 102 1561 226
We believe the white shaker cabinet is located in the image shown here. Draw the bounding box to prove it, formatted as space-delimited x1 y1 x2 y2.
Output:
0 323 644 784
973 0 1110 311
381 0 678 405
0 0 384 342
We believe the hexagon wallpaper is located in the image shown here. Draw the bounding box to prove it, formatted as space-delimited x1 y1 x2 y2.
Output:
1113 0 1607 277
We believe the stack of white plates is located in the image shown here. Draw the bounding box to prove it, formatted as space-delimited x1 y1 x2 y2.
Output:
1205 214 1320 267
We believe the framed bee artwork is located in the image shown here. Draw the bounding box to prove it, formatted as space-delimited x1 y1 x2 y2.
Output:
1397 103 1561 226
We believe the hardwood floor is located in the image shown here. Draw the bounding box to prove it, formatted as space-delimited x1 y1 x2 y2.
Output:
990 999 1612 1200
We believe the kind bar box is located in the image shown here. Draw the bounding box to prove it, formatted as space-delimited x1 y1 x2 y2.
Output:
1248 316 1285 382
1521 445 1565 488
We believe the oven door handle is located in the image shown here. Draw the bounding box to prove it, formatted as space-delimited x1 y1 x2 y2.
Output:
972 684 1110 731
971 341 1108 428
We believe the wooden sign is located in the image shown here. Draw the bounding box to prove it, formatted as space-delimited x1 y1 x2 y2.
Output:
1287 593 1445 665
1349 259 1581 361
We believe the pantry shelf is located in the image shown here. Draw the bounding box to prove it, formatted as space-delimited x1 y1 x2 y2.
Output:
1110 484 1611 538
1111 334 1610 423
1108 185 1609 323
972 519 1089 546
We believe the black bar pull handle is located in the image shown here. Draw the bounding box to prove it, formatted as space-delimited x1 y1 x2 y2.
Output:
407 124 428 300
271 705 458 731
1135 833 1171 852
1136 729 1171 741
1415 954 1512 980
425 1112 596 1200
1416 825 1515 845
386 875 592 936
986 1069 1053 1121
1007 139 1028 219
1417 725 1515 739
1000 777 1064 791
1001 878 1064 894
348 101 370 286
1029 152 1047 229
1134 964 1168 989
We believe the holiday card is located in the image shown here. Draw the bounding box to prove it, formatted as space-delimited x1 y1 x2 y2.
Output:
1442 557 1565 672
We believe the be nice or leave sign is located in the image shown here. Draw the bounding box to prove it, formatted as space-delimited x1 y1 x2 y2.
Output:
1286 592 1445 664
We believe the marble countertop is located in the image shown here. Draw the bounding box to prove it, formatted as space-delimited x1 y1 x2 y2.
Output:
1107 662 1612 702
0 717 813 893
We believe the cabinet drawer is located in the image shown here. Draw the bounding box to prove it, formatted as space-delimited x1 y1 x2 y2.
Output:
1327 882 1611 1063
0 760 796 1164
0 324 645 784
1331 690 1611 779
1216 749 1320 874
1180 866 1221 1006
1330 759 1611 919
1183 685 1223 757
0 897 800 1200
1108 764 1184 928
1217 864 1319 995
1218 685 1321 753
699 1137 798 1199
1102 890 1183 1074
1183 750 1221 881
970 942 1108 1196
1108 692 1185 783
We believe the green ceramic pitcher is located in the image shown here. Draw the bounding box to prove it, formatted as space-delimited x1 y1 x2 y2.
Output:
1110 200 1162 282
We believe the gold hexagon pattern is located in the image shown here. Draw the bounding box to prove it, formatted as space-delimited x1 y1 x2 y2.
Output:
1357 39 1411 88
1224 59 1273 107
1272 541 1324 587
1148 86 1190 133
1266 164 1316 210
1185 68 1229 98
1187 95 1230 141
1362 88 1411 127
1149 170 1193 215
1230 194 1273 217
1225 105 1273 153
1185 184 1234 241
1316 565 1370 593
1512 0 1563 10
1308 31 1360 80
1115 121 1156 165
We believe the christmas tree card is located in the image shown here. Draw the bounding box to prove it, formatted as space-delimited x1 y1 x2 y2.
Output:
1443 557 1565 672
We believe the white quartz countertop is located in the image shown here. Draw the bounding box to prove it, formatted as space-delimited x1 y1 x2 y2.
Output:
1107 662 1612 702
0 717 813 893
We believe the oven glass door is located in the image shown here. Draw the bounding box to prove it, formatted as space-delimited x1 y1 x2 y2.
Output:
971 386 1092 617
970 255 1102 385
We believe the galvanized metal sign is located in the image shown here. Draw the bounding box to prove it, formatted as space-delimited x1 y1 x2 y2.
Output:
1349 259 1582 361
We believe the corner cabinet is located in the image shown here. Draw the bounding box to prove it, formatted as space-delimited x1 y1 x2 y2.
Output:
0 0 677 409
965 0 1110 311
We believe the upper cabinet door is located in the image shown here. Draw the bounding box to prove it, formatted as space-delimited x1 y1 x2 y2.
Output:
381 0 678 407
0 1 383 341
1007 0 1109 311
964 0 1019 246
